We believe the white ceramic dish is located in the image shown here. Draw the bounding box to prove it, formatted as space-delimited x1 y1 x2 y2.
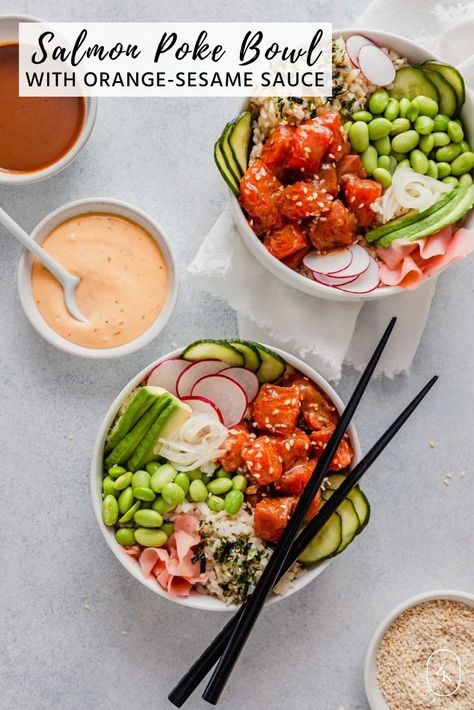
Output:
230 28 474 302
17 198 179 358
0 14 97 185
364 588 474 709
91 344 362 611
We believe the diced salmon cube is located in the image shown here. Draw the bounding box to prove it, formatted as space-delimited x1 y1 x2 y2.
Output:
254 496 296 543
336 154 366 179
318 111 350 160
276 181 333 221
252 384 301 435
240 159 284 233
310 428 354 470
314 162 339 197
241 435 283 486
286 121 333 175
219 422 251 472
275 460 316 496
263 224 309 261
307 199 357 251
260 123 295 174
282 245 311 270
341 174 382 227
304 490 322 521
274 429 311 469
283 374 338 431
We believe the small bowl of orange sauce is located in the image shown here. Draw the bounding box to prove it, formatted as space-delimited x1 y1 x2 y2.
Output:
17 198 179 358
0 15 97 184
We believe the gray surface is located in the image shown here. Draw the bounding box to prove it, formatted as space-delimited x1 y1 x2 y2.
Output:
1 1 473 709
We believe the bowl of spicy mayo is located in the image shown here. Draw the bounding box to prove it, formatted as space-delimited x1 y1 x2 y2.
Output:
17 198 178 358
0 15 97 184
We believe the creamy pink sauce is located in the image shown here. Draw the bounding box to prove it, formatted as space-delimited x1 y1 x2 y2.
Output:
31 213 169 349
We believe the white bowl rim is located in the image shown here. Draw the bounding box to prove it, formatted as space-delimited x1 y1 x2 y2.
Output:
90 344 362 612
17 197 179 359
364 588 474 709
231 26 474 302
0 13 98 185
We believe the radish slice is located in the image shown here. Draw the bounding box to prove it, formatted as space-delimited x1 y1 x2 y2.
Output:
181 396 224 424
220 367 259 402
358 45 396 86
311 271 360 287
303 248 352 275
345 35 375 68
324 244 371 280
147 359 189 396
335 257 380 294
177 360 228 398
192 375 248 428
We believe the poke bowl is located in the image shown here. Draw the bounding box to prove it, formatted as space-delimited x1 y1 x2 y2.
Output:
215 30 474 301
91 340 366 611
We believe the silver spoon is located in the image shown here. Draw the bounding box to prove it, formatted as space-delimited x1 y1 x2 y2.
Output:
0 207 87 323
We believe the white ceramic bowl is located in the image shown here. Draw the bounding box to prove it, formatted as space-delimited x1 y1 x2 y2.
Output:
0 14 97 185
364 588 474 709
91 344 362 611
17 198 179 358
230 28 474 302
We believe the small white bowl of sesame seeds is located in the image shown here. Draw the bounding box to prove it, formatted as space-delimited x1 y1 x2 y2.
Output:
364 589 474 709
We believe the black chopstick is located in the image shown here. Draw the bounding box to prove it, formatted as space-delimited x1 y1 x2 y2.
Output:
201 317 396 703
168 372 437 707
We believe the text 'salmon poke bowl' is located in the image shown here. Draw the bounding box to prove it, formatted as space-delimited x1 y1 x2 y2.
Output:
92 340 366 611
215 30 474 301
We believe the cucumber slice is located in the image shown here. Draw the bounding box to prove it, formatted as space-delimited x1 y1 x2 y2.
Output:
325 474 371 534
220 122 242 183
334 498 360 552
422 69 458 116
249 342 286 383
388 66 439 103
182 340 245 367
105 386 163 454
214 137 239 196
228 340 262 372
422 61 465 109
298 513 342 565
228 112 252 175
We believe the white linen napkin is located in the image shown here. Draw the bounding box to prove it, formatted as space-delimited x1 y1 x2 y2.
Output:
187 0 473 381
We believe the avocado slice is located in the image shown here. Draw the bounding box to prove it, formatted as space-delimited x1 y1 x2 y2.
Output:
104 394 172 469
155 398 192 449
378 185 474 247
366 188 457 243
105 386 167 453
126 400 179 471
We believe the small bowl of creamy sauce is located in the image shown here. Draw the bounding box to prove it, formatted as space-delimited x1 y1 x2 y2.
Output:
18 198 178 358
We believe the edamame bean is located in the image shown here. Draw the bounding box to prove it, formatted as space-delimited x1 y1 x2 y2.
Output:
419 134 435 154
118 486 134 515
368 88 389 115
118 500 141 523
388 155 398 174
134 528 168 548
361 145 378 175
102 476 119 497
399 97 410 118
132 470 151 489
390 118 410 136
368 117 392 141
102 495 119 526
232 474 248 492
432 132 451 147
189 479 208 502
133 486 156 502
460 173 473 186
373 167 392 188
145 461 162 475
413 95 438 118
202 474 211 486
374 136 391 156
450 152 474 176
108 465 126 479
406 101 419 123
224 490 244 516
392 130 419 153
188 469 202 481
448 120 464 143
113 472 133 491
207 478 233 495
384 98 399 121
427 160 438 179
150 463 177 492
410 149 429 174
352 110 372 122
175 472 190 494
215 467 229 479
443 176 459 186
460 141 471 153
414 116 434 135
436 143 463 162
377 155 391 171
152 496 175 515
349 121 369 152
391 150 407 162
436 162 451 178
162 482 185 506
343 120 353 133
160 522 175 537
207 495 225 512
134 509 163 528
115 528 136 546
397 159 410 168
433 114 449 132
